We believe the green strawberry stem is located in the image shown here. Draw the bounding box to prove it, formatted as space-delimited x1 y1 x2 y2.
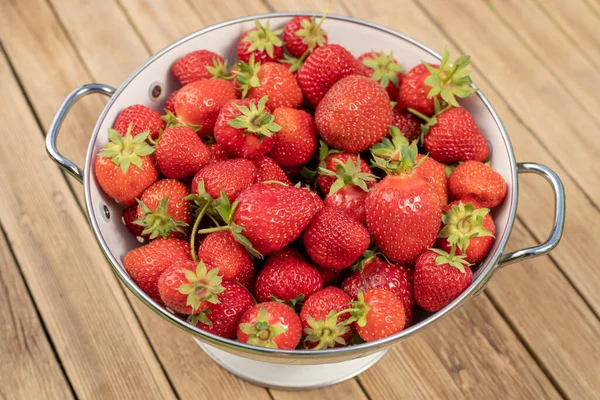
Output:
407 107 432 123
196 225 230 235
190 202 210 262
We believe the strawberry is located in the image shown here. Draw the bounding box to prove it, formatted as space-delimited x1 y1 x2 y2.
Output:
297 44 360 108
254 252 323 304
316 266 344 286
234 58 303 109
341 255 415 325
198 231 254 288
414 248 472 312
448 161 507 208
415 154 448 207
214 97 280 158
136 179 191 239
158 260 224 314
207 142 230 162
155 126 210 179
303 207 371 270
391 107 421 142
209 183 320 257
237 20 283 64
269 107 317 167
171 50 226 85
419 107 489 164
348 289 405 342
122 206 146 238
366 139 442 265
253 156 292 185
317 144 374 196
320 156 377 224
163 90 179 115
113 104 165 140
95 127 158 206
316 75 392 153
358 51 404 100
123 238 191 301
192 281 255 339
399 47 475 116
283 15 328 58
372 127 448 206
300 287 353 349
169 78 237 137
437 201 495 264
191 158 257 201
237 302 302 350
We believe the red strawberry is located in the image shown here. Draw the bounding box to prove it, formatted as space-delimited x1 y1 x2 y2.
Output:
237 20 283 64
198 231 254 288
214 97 279 159
421 107 489 164
269 107 317 167
415 154 448 207
358 51 404 100
171 50 225 85
191 158 257 201
316 75 392 153
192 281 255 339
348 289 405 342
391 108 421 142
253 156 292 185
399 48 475 116
123 238 191 301
303 207 371 270
158 260 224 314
155 126 210 179
136 179 191 239
437 201 495 264
237 302 301 350
414 249 472 312
122 206 146 238
254 253 323 304
320 155 377 224
283 15 328 58
95 128 158 206
317 148 374 196
300 287 353 349
448 161 507 208
235 59 302 109
366 140 442 265
231 184 320 256
171 78 237 137
163 90 179 115
341 256 415 325
297 44 360 108
113 104 165 140
207 142 230 162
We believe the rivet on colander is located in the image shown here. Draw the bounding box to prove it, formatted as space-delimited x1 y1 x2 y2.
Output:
103 204 110 220
149 81 163 101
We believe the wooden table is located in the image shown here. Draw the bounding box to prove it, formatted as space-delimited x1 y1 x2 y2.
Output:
1 0 598 398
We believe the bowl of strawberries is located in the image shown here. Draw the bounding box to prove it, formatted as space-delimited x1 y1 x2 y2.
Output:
46 12 565 389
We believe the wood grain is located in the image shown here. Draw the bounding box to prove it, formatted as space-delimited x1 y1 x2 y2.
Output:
0 229 75 400
0 47 176 400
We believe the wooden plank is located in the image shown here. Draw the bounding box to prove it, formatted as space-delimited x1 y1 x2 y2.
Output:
0 228 75 400
487 223 600 398
486 0 600 114
0 47 176 400
271 383 368 400
530 0 600 67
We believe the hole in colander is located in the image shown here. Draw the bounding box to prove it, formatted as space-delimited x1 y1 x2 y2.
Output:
149 81 163 101
101 203 110 221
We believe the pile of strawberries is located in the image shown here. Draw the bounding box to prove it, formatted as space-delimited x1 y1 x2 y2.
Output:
95 15 507 350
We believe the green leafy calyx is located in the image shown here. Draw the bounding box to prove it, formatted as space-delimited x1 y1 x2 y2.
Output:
429 247 471 274
438 201 494 253
233 55 261 98
318 155 377 196
206 58 232 80
242 20 283 58
371 127 421 175
98 125 155 174
177 261 225 313
422 46 476 108
363 50 404 89
304 310 351 350
134 197 188 239
226 96 282 139
238 306 287 348
161 110 202 132
295 15 328 52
